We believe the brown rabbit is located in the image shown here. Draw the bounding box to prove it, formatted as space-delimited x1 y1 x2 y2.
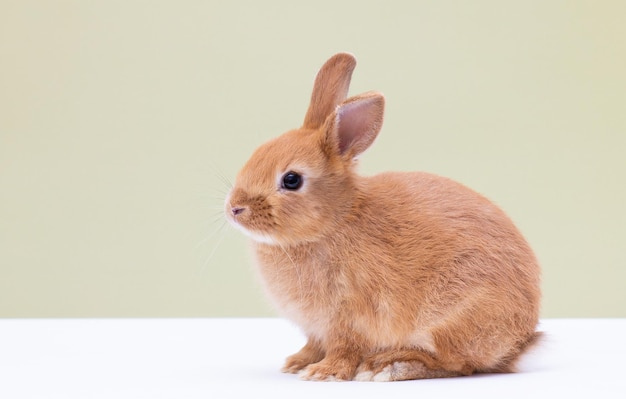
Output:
225 53 541 381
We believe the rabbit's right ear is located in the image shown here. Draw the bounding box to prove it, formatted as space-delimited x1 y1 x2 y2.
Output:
302 53 357 130
322 92 385 160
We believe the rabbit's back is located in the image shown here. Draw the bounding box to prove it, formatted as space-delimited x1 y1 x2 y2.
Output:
348 171 541 369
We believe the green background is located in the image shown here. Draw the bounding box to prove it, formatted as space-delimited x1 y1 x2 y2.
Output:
1 1 625 318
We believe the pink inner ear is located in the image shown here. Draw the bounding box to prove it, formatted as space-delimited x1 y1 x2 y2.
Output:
337 101 366 153
336 98 380 155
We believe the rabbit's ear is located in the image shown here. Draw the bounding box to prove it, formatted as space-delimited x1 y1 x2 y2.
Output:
303 53 357 129
324 92 385 159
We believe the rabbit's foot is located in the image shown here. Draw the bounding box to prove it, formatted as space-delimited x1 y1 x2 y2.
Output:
282 339 325 374
282 355 318 374
355 349 467 381
355 360 412 382
299 357 359 381
356 360 463 382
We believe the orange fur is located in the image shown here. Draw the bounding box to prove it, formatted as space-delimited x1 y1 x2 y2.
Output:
225 53 541 381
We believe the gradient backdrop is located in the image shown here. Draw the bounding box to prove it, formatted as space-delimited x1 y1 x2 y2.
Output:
1 1 625 317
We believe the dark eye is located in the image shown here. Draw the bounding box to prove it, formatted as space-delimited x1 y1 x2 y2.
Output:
281 171 303 190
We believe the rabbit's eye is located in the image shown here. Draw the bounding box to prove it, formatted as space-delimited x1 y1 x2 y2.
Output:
282 171 303 190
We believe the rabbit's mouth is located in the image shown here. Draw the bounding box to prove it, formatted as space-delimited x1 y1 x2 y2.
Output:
233 223 277 245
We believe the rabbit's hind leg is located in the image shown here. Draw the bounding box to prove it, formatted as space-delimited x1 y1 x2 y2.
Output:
355 348 471 382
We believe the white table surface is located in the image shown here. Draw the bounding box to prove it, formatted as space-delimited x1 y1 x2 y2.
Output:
1 318 624 399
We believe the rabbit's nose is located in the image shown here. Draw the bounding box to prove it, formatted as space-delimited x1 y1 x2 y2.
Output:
231 207 246 216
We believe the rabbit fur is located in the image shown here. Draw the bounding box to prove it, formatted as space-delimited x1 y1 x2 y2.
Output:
225 53 541 381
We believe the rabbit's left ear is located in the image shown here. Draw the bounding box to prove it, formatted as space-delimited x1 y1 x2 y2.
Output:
303 53 356 130
323 92 385 159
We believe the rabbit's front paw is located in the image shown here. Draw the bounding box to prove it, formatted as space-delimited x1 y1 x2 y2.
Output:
282 354 316 374
299 358 358 381
282 340 325 374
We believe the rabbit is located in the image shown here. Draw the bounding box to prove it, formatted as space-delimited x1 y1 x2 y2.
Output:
224 53 541 382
